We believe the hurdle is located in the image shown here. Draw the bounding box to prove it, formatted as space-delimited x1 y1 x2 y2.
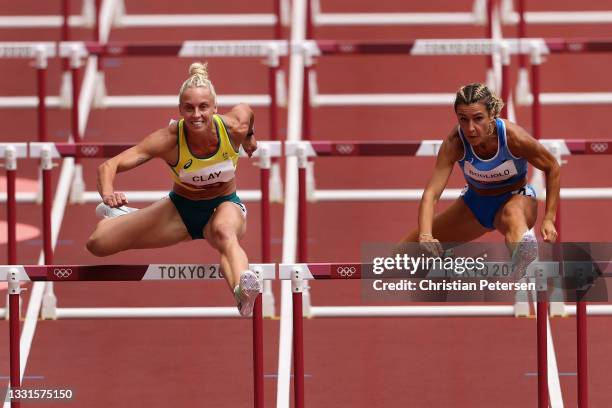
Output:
0 40 289 207
286 139 612 281
501 0 612 25
0 0 96 29
0 43 56 141
0 145 28 268
2 263 274 408
0 0 289 30
280 261 560 408
289 138 612 203
304 0 509 134
24 141 280 319
112 0 289 28
56 40 288 108
307 0 499 84
286 139 612 408
502 0 612 103
295 38 612 143
54 40 287 208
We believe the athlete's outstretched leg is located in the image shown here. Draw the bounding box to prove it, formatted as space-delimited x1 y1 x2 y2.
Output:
494 194 538 277
401 198 491 244
204 201 259 316
86 197 190 256
495 193 538 315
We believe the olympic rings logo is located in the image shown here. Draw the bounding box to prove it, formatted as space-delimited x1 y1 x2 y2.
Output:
568 42 585 52
80 146 100 156
107 46 124 55
339 44 355 53
336 266 356 277
590 142 608 153
53 268 72 279
335 144 355 155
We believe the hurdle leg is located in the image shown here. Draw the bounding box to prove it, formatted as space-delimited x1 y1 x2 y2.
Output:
8 269 22 408
536 271 548 408
291 270 305 408
6 146 17 264
259 146 275 318
253 279 264 408
577 291 588 408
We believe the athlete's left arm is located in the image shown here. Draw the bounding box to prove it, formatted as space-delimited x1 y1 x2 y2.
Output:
222 103 257 157
506 120 560 242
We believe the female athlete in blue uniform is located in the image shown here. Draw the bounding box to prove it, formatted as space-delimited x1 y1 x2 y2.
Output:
86 62 260 316
402 83 560 274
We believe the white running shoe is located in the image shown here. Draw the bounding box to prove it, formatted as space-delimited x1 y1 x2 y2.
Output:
95 202 138 219
235 270 261 317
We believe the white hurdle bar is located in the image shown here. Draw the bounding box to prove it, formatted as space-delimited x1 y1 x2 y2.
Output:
311 0 488 26
0 0 95 29
0 95 271 109
500 0 612 26
0 0 290 28
6 187 612 204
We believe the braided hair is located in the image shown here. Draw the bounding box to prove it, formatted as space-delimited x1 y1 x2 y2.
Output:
453 83 504 118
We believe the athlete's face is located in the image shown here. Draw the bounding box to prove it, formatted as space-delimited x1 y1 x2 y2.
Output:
455 103 494 146
179 86 217 133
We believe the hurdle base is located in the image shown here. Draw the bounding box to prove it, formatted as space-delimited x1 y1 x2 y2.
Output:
309 305 516 318
54 306 247 319
563 304 612 316
41 292 58 319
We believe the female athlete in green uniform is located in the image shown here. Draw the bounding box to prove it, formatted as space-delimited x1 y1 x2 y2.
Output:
86 62 260 316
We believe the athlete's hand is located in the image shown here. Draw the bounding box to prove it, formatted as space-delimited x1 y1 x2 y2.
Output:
418 235 444 257
102 192 128 208
242 136 258 158
541 219 558 242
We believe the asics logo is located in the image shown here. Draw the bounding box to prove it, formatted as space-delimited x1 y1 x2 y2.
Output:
184 159 193 169
336 266 356 277
53 268 72 279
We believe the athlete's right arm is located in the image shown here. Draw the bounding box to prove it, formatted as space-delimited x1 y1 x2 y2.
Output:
97 125 177 207
417 130 462 253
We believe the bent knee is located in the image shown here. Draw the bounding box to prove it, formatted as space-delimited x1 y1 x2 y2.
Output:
499 204 526 224
497 205 530 233
208 223 239 247
86 234 117 257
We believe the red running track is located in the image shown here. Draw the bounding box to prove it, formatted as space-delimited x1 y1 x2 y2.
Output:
3 0 612 407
